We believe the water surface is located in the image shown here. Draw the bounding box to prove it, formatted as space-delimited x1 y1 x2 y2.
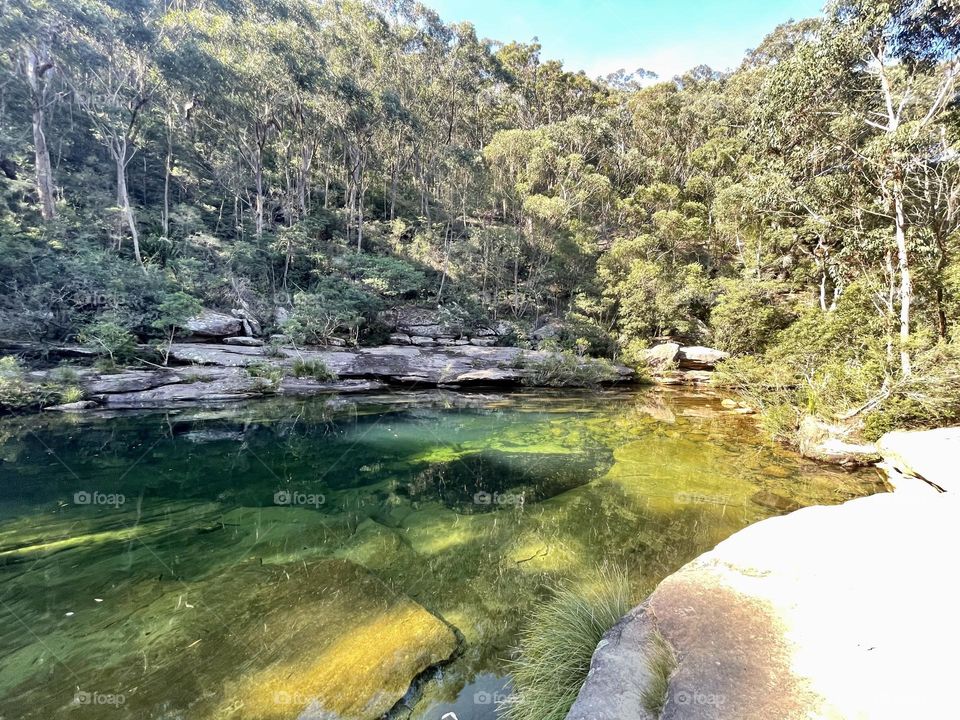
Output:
0 388 882 719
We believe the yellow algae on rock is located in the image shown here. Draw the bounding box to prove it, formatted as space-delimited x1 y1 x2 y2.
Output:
216 559 459 720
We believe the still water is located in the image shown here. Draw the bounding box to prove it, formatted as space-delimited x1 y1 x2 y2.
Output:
0 388 881 719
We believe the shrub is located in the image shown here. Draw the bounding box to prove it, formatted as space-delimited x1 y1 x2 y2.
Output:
500 568 632 720
710 279 794 355
525 351 620 388
283 279 380 345
78 319 137 365
244 362 283 390
291 358 338 381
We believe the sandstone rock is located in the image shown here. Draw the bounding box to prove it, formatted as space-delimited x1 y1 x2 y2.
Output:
222 336 264 347
43 400 99 412
185 309 244 338
676 345 728 370
877 426 960 492
570 492 960 720
532 321 562 340
453 368 523 385
410 335 437 346
798 415 879 467
721 398 738 409
645 342 681 367
469 337 496 347
388 333 411 345
567 603 662 720
86 370 181 394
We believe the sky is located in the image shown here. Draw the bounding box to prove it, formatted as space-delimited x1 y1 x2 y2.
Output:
425 0 825 81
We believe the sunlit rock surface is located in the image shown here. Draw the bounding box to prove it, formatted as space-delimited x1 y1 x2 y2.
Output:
878 426 960 492
570 491 960 720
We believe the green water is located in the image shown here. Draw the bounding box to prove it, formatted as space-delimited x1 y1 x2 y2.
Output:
0 388 882 719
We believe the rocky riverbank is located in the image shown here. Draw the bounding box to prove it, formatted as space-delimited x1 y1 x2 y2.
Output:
568 426 959 720
28 342 635 410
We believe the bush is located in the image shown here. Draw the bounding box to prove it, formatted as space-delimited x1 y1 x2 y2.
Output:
500 568 632 720
283 279 380 345
291 358 338 381
525 351 621 387
78 319 138 365
710 279 794 355
0 356 79 410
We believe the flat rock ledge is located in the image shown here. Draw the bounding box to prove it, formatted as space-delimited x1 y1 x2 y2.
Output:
39 343 633 410
568 490 960 720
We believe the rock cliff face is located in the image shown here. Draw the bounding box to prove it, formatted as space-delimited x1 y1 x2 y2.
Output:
568 489 960 720
41 343 634 410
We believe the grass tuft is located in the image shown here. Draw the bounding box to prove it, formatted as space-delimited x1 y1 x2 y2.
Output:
641 628 677 716
500 567 632 720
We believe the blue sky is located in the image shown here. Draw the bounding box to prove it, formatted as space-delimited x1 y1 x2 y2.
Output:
426 0 825 80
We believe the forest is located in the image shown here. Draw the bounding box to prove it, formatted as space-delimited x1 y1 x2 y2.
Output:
2 0 959 441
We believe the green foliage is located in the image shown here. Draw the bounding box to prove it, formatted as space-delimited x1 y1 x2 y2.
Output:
291 358 338 381
283 281 380 345
525 351 621 388
244 362 283 390
78 320 137 365
710 280 795 355
501 568 632 720
0 356 81 410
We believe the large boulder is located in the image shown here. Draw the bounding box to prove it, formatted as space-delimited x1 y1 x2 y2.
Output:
570 491 960 720
878 426 960 492
676 346 728 370
797 415 879 467
645 342 681 368
184 309 244 338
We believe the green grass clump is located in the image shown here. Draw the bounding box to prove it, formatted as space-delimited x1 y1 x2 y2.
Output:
292 358 338 381
500 567 632 720
525 351 620 388
641 629 677 716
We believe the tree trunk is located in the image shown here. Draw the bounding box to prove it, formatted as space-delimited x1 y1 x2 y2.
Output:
24 47 57 221
116 153 144 268
894 189 912 376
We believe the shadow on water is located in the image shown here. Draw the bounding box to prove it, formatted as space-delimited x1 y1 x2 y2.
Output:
0 388 884 719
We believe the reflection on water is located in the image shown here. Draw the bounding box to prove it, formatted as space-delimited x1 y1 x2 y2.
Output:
0 388 883 719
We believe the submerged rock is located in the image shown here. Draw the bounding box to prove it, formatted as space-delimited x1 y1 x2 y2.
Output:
403 447 614 512
0 558 459 720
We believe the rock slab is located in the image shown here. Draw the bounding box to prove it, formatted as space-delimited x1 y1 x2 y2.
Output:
569 491 960 720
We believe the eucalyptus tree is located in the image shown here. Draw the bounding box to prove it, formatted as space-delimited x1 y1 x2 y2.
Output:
2 0 66 220
761 0 960 376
